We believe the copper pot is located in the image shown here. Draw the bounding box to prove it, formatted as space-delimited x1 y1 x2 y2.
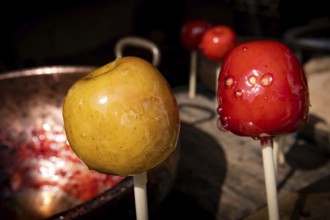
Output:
0 65 180 220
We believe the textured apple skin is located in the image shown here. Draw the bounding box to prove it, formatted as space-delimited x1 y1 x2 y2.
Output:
217 40 309 138
63 56 180 176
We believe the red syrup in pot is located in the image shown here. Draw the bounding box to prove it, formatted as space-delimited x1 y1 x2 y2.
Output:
0 123 124 203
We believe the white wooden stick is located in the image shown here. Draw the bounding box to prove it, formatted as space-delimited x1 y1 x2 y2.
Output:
133 172 149 220
272 139 279 174
273 135 286 175
215 64 221 109
261 138 279 220
277 135 286 166
189 50 198 99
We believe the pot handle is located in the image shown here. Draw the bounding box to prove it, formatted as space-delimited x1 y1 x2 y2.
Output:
114 36 161 67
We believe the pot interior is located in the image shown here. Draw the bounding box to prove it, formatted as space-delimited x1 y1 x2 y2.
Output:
0 66 179 220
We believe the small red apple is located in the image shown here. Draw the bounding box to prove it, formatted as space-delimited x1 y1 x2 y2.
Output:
180 19 212 51
216 40 309 139
200 25 237 61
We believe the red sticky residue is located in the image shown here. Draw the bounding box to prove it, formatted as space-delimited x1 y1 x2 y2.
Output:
0 124 124 202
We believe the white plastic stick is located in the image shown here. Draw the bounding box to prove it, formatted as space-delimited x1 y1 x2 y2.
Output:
261 138 279 220
133 172 149 220
189 50 198 99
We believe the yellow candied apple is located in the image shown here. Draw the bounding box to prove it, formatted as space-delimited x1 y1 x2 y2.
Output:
63 56 180 176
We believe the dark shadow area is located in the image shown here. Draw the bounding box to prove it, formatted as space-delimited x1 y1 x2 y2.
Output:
1 0 329 87
156 121 227 219
298 114 329 152
277 114 330 191
240 175 330 219
277 131 330 191
290 175 330 220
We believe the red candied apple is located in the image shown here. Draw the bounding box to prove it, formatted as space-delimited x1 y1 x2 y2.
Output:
217 40 309 139
180 19 212 99
180 19 212 51
200 25 237 61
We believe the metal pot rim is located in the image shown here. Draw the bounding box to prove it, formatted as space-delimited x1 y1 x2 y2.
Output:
0 65 97 80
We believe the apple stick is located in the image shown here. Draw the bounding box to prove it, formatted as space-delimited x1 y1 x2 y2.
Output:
272 139 279 174
188 50 198 99
261 137 279 220
133 172 149 220
276 135 286 166
273 136 286 174
215 64 221 108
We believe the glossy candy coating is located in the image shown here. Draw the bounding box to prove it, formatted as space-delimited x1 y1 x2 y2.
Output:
180 19 212 51
200 25 237 61
217 40 309 138
63 56 180 176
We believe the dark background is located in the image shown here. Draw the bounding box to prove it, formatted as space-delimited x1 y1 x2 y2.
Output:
0 0 329 87
0 1 329 219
